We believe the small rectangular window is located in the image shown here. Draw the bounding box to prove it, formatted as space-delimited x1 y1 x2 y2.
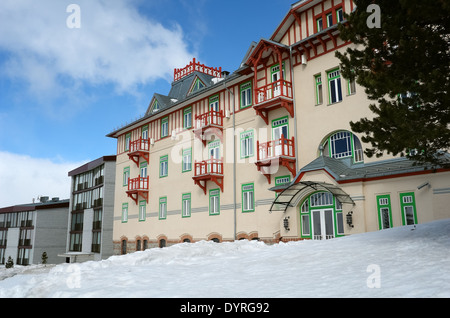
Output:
182 193 191 218
123 166 130 186
139 201 146 221
240 81 252 108
315 74 323 105
240 130 254 158
327 68 343 104
183 107 192 129
242 183 255 212
122 203 128 223
317 17 323 32
326 12 333 27
336 8 344 23
209 189 220 215
124 133 131 151
161 117 169 138
376 195 391 230
182 148 192 172
159 197 167 220
160 155 168 177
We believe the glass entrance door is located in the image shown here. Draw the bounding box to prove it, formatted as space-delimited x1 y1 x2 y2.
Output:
312 209 335 240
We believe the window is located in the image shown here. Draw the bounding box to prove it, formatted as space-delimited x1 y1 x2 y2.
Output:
336 8 344 23
142 125 148 140
330 131 352 159
240 81 252 108
140 162 147 178
183 107 192 129
161 117 169 138
326 12 333 27
139 200 146 221
240 130 254 159
310 192 334 207
400 193 417 226
209 95 219 112
189 77 205 95
159 197 167 220
182 193 191 218
275 175 290 186
182 148 192 172
125 133 131 151
272 116 289 140
376 195 392 230
348 78 356 95
152 100 160 112
121 203 128 223
327 69 342 104
209 189 220 215
315 74 323 105
160 155 168 177
317 17 323 32
242 183 255 212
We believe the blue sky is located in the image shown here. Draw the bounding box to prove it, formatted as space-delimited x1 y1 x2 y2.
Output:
0 0 295 206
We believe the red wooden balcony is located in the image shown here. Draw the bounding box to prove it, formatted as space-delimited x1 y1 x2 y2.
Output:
255 136 296 184
126 176 149 204
128 138 150 167
254 79 294 124
194 110 224 146
192 158 224 194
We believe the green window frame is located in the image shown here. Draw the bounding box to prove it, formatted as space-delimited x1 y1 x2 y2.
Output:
316 17 323 32
140 161 147 178
327 68 343 104
400 192 417 226
121 203 128 223
209 189 220 215
242 183 255 212
183 107 192 129
139 200 146 222
336 7 344 23
161 117 169 138
159 197 167 220
182 193 191 218
315 74 323 105
123 166 130 187
159 155 168 178
142 125 148 139
272 116 289 140
124 133 131 151
209 95 219 112
376 194 392 230
182 148 192 172
275 175 290 186
326 12 333 27
240 81 252 108
240 130 254 159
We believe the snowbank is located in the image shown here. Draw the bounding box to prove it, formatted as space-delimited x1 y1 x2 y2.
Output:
1 219 449 298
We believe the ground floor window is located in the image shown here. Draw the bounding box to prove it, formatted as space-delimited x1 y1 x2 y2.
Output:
400 192 417 225
376 194 392 230
299 191 344 240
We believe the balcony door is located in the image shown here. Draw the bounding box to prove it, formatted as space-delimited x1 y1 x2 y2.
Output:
208 141 220 174
272 117 288 156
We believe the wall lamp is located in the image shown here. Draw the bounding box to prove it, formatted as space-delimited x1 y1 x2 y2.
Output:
283 216 290 231
346 211 354 228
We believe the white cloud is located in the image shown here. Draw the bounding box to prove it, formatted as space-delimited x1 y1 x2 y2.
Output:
0 151 87 207
0 0 195 96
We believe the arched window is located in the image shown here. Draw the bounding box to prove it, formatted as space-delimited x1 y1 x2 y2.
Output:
322 131 363 163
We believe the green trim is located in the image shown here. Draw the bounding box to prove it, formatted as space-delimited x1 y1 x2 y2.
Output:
123 166 130 187
240 130 254 159
182 193 191 218
327 68 342 104
161 117 169 138
336 7 343 23
183 107 192 129
376 194 393 230
271 116 289 140
138 200 146 222
182 148 192 173
399 192 417 225
241 183 255 212
142 125 148 139
240 81 252 109
159 196 167 220
159 155 168 178
326 12 333 27
314 74 323 105
124 133 131 151
316 17 323 32
209 94 219 111
189 77 206 95
140 161 148 177
209 189 220 215
121 203 128 223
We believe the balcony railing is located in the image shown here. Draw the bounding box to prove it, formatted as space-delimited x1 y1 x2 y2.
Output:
128 176 149 191
129 138 150 153
194 158 223 176
257 136 295 161
195 110 224 129
255 79 292 104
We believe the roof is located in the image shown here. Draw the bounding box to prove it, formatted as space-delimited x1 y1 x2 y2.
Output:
68 155 116 177
0 198 70 213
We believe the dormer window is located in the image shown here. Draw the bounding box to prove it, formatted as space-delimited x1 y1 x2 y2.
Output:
188 77 206 95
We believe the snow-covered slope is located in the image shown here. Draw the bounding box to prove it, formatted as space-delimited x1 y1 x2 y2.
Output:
1 219 449 298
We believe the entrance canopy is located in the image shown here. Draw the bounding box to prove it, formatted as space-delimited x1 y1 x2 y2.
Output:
270 181 354 212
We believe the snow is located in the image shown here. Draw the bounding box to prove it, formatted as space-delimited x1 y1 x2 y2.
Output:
1 219 449 298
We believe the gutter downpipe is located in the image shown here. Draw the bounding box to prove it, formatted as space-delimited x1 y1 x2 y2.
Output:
290 46 299 173
223 76 237 240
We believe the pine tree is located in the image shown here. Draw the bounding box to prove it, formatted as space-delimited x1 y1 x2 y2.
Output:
5 256 14 269
336 0 450 168
42 252 48 266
